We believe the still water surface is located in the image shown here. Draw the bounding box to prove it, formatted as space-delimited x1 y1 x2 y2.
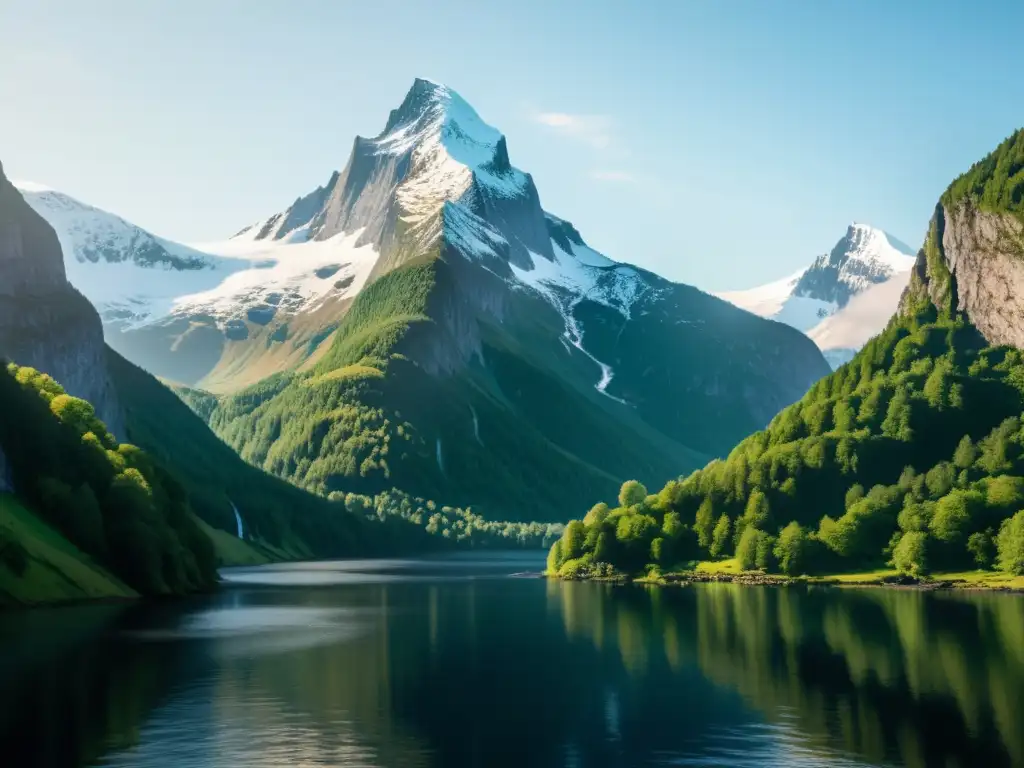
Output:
1 552 1022 767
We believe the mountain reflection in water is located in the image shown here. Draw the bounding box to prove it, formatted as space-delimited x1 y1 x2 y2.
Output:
0 554 1020 768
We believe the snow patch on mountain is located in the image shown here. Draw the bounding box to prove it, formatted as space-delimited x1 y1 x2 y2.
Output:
836 222 917 277
562 295 627 404
506 238 648 403
719 270 836 332
514 240 647 320
793 222 916 307
16 184 212 271
175 230 378 321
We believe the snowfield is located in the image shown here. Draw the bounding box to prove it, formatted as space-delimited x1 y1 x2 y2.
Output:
509 238 649 403
178 230 378 321
14 181 379 331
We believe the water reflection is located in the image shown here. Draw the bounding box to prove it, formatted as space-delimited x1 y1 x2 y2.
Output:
0 555 1021 767
551 581 1024 767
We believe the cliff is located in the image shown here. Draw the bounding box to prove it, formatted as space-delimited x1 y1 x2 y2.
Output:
0 160 124 436
901 128 1024 342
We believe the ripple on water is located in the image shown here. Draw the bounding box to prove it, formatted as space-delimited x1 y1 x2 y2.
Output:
124 606 374 657
655 714 889 768
96 679 400 768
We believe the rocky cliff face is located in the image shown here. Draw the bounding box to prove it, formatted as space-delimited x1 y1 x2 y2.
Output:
0 161 124 436
901 201 1024 348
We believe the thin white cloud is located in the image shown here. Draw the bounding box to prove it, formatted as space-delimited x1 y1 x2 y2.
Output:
532 112 612 149
589 170 636 183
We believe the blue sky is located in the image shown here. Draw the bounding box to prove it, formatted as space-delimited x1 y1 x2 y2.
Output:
2 0 1022 290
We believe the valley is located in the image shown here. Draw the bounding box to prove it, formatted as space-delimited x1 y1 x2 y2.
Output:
2 5 1024 767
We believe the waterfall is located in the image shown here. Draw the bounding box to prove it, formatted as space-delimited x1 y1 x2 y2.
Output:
470 405 483 446
231 501 245 539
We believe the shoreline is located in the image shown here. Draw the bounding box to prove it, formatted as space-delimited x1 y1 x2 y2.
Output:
550 570 1024 594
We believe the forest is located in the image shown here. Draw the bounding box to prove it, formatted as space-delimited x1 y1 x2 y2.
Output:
0 362 217 595
549 307 1024 580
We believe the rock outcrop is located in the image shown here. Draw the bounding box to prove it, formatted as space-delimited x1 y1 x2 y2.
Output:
901 202 1024 349
941 203 1024 347
0 160 124 436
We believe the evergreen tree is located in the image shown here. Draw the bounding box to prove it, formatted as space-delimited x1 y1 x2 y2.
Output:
710 514 732 558
694 497 715 549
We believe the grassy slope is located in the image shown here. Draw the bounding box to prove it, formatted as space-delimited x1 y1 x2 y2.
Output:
0 494 136 606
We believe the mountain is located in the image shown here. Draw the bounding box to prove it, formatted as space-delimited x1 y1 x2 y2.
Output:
0 166 124 438
719 223 917 367
548 127 1024 580
13 182 379 391
181 79 831 522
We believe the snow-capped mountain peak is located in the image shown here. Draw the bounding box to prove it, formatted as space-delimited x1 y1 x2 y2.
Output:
236 79 547 267
379 78 507 165
793 222 916 307
718 222 919 368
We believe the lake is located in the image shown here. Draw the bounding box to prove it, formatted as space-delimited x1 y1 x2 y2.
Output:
0 552 1022 767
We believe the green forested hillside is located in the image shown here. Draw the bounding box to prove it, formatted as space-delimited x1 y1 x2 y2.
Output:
194 254 702 523
549 132 1024 581
184 222 824 525
108 350 384 561
115 349 562 553
0 362 217 599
